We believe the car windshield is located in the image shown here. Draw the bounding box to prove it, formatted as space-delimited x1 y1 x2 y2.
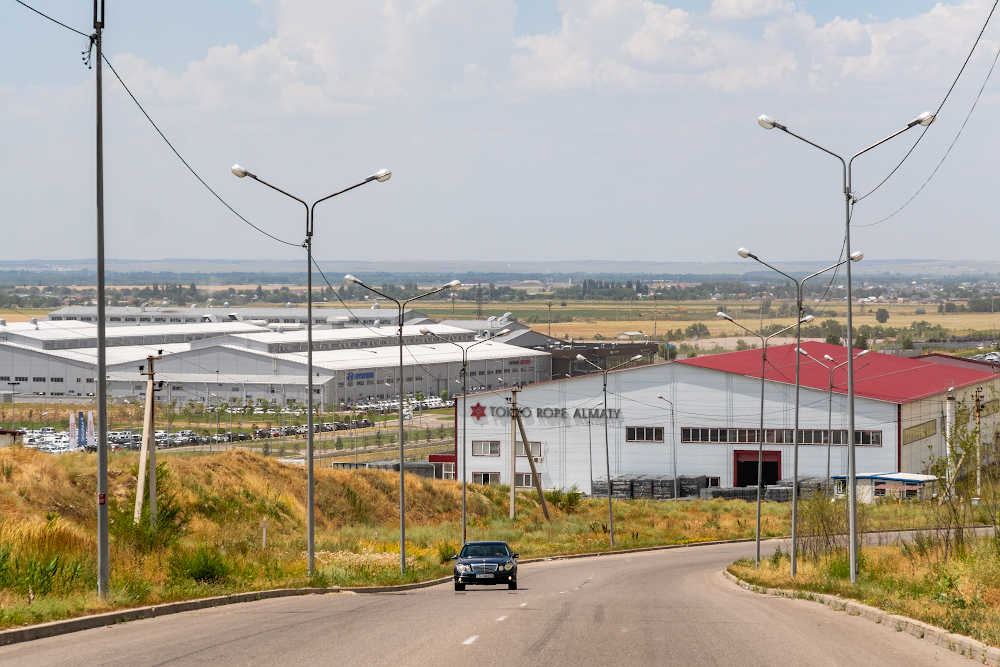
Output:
460 544 510 559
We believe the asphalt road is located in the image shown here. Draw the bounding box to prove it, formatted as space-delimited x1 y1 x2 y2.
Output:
2 539 973 666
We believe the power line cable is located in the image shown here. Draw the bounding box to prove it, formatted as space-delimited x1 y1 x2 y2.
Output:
12 0 87 37
853 0 1000 219
12 0 301 248
99 55 302 247
855 0 999 204
855 40 1000 228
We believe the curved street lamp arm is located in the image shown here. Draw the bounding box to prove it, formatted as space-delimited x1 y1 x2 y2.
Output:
764 320 799 343
310 179 371 235
848 125 915 179
777 127 847 190
749 256 797 286
802 259 847 285
726 317 765 343
243 174 309 243
352 281 402 310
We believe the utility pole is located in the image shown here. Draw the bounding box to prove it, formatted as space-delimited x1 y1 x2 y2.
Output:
134 352 163 529
975 387 983 499
653 293 657 337
509 389 517 519
511 389 550 521
93 0 109 600
546 299 553 337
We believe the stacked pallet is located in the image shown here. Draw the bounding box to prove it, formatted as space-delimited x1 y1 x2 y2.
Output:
611 477 634 499
651 477 677 500
679 475 708 498
631 477 654 500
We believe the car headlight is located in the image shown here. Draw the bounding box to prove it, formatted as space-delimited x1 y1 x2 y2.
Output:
456 563 468 573
503 561 513 571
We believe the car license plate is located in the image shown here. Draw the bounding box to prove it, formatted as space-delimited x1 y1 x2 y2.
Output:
476 573 493 579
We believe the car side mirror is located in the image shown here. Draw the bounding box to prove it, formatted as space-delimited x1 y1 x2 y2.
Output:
512 554 519 559
450 555 458 560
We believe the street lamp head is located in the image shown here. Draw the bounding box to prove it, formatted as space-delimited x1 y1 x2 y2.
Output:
850 251 864 262
656 394 664 399
444 280 462 288
366 168 392 183
796 347 808 355
575 354 587 362
716 312 733 321
231 164 250 178
344 274 361 285
823 354 835 362
737 248 753 259
419 327 431 335
856 349 870 358
757 115 776 130
909 111 936 128
631 355 644 361
799 314 815 324
496 329 511 337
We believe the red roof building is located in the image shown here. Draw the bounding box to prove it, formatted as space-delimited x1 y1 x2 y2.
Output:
679 342 997 404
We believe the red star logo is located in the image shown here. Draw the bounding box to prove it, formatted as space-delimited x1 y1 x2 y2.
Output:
470 403 486 420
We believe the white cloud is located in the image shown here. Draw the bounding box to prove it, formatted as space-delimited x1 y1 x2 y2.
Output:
710 0 794 21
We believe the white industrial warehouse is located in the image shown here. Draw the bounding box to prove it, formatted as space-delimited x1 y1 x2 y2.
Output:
0 317 551 408
452 342 999 492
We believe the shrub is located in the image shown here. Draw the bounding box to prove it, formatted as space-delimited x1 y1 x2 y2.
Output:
169 545 230 583
436 541 458 564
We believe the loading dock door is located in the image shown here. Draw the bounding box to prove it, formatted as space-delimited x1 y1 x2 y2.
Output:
734 450 781 487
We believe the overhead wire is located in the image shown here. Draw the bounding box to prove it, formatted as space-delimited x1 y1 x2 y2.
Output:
12 0 301 248
853 0 1000 223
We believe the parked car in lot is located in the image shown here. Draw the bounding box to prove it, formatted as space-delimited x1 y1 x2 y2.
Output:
452 541 518 591
254 429 271 439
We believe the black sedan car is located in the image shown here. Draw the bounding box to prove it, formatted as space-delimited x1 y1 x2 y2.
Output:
452 541 518 591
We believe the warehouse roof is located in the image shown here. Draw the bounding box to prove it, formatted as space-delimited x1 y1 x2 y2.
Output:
0 341 192 367
285 339 548 372
678 341 997 404
196 323 474 354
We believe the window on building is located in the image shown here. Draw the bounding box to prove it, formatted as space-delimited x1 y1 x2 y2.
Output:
515 441 542 458
514 472 538 488
473 472 500 485
472 441 500 456
33 377 45 383
50 378 63 383
680 427 882 447
15 376 27 382
707 477 721 487
76 378 81 383
171 386 183 391
442 462 455 480
626 426 664 442
139 317 151 322
86 378 94 383
0 377 8 382
902 419 936 446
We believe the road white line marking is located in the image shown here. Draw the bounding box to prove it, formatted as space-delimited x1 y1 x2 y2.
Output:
497 615 507 621
462 636 479 645
519 603 527 607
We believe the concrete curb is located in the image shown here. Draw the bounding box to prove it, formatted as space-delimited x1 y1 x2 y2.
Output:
0 586 340 648
723 570 1000 665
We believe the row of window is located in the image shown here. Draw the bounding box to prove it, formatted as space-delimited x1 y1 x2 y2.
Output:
468 473 548 488
681 427 882 446
471 441 543 457
1 376 94 384
626 427 664 443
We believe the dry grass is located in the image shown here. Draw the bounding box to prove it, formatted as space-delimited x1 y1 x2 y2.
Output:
0 447 940 630
730 535 1000 648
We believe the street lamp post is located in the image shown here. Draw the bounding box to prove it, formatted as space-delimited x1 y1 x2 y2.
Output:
797 348 871 487
735 248 861 577
575 354 644 548
346 276 461 572
757 109 935 584
654 395 677 500
232 164 391 575
420 327 510 545
7 382 19 430
716 311 810 566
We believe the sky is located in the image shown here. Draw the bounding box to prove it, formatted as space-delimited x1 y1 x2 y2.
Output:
2 0 999 267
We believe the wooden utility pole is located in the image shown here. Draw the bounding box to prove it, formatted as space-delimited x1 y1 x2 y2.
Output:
513 397 550 522
975 387 983 498
134 352 163 528
509 390 517 519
